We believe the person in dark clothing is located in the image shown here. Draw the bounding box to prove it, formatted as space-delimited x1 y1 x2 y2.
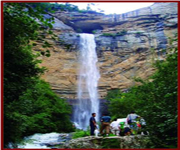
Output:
89 113 97 135
119 123 133 136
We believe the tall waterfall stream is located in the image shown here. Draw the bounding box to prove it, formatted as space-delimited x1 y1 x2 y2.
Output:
73 33 100 130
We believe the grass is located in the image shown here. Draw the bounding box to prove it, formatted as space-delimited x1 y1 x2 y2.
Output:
102 30 127 37
72 129 90 139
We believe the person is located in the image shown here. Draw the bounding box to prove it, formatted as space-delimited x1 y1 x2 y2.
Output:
124 127 132 136
119 122 125 136
119 122 132 136
89 113 97 136
126 111 140 134
100 113 111 136
110 118 120 136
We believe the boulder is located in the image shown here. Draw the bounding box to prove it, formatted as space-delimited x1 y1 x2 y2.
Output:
60 135 150 148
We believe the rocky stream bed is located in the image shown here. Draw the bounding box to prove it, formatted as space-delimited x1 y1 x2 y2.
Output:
17 132 150 149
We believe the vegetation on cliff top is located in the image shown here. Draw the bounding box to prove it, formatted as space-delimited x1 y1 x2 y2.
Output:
28 2 101 14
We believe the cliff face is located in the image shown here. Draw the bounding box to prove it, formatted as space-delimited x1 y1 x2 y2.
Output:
38 2 177 99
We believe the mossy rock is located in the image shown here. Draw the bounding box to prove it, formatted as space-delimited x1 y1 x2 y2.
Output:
101 138 120 148
91 139 102 145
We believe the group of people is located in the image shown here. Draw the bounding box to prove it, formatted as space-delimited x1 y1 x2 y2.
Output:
89 111 147 136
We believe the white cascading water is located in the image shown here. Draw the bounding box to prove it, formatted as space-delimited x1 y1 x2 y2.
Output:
17 133 69 148
73 33 100 130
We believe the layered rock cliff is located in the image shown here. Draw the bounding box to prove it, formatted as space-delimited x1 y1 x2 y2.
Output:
37 2 177 99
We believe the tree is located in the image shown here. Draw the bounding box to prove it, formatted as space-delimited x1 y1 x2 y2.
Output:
3 3 74 147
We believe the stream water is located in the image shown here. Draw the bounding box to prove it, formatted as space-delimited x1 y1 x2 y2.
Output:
73 33 100 130
17 132 71 148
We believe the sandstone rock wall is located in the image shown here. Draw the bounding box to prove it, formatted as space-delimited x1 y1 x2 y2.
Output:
38 2 177 99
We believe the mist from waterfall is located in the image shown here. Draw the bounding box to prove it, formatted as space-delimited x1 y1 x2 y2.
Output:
73 33 100 130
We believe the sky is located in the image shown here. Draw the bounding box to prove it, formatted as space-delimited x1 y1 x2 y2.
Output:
70 3 154 14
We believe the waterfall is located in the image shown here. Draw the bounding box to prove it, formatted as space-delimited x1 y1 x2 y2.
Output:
73 33 100 130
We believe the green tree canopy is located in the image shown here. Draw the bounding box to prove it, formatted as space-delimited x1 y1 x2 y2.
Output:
3 3 74 147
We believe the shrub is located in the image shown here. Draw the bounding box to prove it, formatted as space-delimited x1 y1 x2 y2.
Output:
72 129 90 139
76 28 83 33
102 33 116 37
102 30 127 37
92 30 97 34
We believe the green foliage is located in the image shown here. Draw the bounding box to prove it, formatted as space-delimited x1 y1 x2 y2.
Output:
4 78 74 146
102 30 127 37
72 129 90 139
28 2 79 13
102 33 116 37
106 89 121 100
4 2 46 116
26 3 101 14
116 30 127 36
107 89 141 118
101 138 120 148
78 9 86 13
92 30 97 34
106 35 177 148
64 44 73 51
135 31 142 37
77 9 98 14
3 3 74 147
76 28 83 33
19 79 74 134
